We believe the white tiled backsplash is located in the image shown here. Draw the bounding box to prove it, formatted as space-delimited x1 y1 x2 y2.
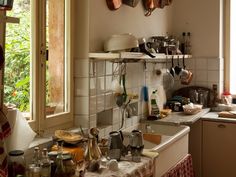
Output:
74 56 224 138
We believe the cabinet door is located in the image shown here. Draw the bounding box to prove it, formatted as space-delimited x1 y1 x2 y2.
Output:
189 120 202 177
203 121 236 177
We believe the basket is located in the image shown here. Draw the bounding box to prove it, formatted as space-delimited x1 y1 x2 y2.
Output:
183 104 202 115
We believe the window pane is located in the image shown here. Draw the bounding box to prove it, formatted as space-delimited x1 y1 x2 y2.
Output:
46 0 67 116
5 0 32 120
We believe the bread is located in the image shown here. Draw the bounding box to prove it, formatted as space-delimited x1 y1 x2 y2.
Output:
55 130 82 142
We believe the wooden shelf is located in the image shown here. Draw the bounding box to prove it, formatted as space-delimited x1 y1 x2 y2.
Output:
89 52 192 63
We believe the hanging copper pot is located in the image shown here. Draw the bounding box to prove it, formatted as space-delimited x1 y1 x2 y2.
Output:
106 0 122 10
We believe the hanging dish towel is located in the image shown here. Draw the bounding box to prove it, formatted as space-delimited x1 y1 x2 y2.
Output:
162 154 194 177
0 109 11 177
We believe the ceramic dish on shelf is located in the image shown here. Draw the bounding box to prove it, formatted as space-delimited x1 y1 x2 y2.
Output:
104 33 139 52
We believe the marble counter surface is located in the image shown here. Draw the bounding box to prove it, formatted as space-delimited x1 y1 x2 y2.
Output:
142 108 211 126
201 111 236 123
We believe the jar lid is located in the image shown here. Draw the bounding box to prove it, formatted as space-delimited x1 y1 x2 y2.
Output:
9 150 24 156
62 154 72 161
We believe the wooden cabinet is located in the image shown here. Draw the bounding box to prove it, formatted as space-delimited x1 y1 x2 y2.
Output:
188 120 202 177
202 121 236 177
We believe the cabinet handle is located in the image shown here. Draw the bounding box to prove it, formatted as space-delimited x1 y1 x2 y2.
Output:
218 124 226 128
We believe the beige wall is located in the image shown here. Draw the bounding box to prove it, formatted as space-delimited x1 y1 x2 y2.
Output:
172 0 222 58
89 1 174 52
73 0 224 131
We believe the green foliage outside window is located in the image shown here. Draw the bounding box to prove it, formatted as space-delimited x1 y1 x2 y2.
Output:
4 0 31 112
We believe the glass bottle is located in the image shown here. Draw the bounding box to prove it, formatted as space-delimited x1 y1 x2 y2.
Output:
32 147 41 167
186 32 192 54
53 140 67 177
40 148 51 177
8 150 26 177
181 32 186 54
63 154 76 176
84 135 101 172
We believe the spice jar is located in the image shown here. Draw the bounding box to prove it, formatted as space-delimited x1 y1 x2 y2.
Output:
8 150 26 177
63 154 76 176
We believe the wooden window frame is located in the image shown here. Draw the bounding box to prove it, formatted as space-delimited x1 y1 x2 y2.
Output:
1 0 74 135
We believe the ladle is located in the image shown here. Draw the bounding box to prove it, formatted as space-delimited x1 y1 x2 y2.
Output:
170 55 175 77
174 55 182 75
163 56 174 90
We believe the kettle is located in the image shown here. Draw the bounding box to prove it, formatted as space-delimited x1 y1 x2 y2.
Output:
129 130 144 162
108 131 127 161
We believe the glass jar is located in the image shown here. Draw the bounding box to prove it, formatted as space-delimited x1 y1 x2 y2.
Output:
8 150 26 177
63 154 76 177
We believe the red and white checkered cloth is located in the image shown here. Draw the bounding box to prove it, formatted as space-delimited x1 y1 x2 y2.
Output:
0 110 11 177
162 154 194 177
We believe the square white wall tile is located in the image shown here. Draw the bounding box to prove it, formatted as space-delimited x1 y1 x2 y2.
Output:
89 120 97 129
105 93 113 109
75 77 89 96
104 126 112 137
125 118 133 128
90 61 96 77
195 70 207 82
89 96 97 115
106 61 113 75
207 58 220 70
98 128 105 138
195 58 207 70
97 109 113 126
97 77 105 95
90 114 97 122
74 96 89 115
195 81 209 88
208 71 219 82
97 94 105 112
184 58 195 70
112 123 120 131
74 59 89 77
105 76 113 92
90 77 96 96
112 108 121 124
74 115 89 128
96 61 105 76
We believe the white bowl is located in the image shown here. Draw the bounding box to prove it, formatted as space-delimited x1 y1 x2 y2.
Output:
104 33 139 52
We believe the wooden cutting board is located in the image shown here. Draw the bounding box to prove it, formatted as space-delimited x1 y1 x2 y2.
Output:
218 111 236 118
143 133 162 145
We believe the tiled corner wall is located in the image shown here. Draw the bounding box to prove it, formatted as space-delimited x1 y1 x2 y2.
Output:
194 57 224 94
74 58 166 138
74 58 90 129
172 57 224 95
74 56 224 138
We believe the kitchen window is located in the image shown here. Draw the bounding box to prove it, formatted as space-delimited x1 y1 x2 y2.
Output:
225 0 236 95
2 0 73 133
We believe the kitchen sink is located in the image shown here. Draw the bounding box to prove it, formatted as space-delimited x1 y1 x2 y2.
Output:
123 123 190 177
